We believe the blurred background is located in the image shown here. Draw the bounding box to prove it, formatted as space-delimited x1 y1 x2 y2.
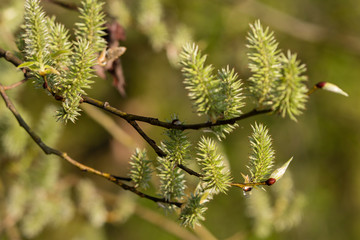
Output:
0 0 359 239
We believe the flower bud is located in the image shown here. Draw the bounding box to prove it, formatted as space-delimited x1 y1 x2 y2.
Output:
265 178 276 186
270 157 293 181
316 81 349 97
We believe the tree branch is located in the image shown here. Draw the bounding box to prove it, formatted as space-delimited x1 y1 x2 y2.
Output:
0 47 271 180
0 48 22 67
0 48 272 131
0 47 204 180
0 82 182 208
127 119 204 177
3 79 28 90
127 119 166 157
82 95 273 130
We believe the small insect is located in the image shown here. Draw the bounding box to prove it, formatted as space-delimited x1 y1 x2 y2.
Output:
97 46 126 66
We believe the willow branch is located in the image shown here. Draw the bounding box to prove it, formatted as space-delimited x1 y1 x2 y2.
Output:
0 47 203 178
127 119 166 157
0 48 266 180
3 79 28 90
0 48 272 130
178 163 202 178
229 181 267 188
0 83 182 208
127 119 203 178
0 48 22 67
229 178 276 192
82 96 272 130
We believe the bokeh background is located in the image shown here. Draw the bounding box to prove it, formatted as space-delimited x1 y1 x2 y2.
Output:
1 0 360 239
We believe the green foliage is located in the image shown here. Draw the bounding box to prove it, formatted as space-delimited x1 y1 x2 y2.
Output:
247 20 309 121
56 38 96 122
197 137 232 194
22 0 52 85
247 122 275 182
247 20 281 108
179 193 207 228
46 17 72 90
75 0 107 52
162 127 191 165
21 0 107 123
273 51 308 121
211 66 245 138
1 0 318 236
56 0 107 122
179 44 245 138
157 156 186 201
22 0 49 63
180 43 219 118
46 17 72 69
129 148 152 189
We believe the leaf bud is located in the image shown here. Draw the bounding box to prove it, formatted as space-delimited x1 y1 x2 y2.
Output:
316 81 349 97
265 178 276 186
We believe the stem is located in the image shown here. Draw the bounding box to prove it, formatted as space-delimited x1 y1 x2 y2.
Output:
0 83 182 207
127 119 204 177
82 95 272 130
0 47 203 180
0 47 271 189
127 119 166 157
306 85 318 96
178 164 203 178
3 79 28 90
0 48 22 67
229 181 267 189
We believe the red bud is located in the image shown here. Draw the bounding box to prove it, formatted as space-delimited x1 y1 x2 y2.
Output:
54 95 63 101
265 178 276 186
316 81 326 89
243 186 253 192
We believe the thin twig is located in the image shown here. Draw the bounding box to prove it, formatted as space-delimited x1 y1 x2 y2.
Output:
3 79 28 90
229 182 267 188
0 47 204 180
0 83 182 208
0 48 22 67
127 119 204 177
178 163 202 178
82 95 272 130
127 120 166 157
0 48 272 131
0 47 269 181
